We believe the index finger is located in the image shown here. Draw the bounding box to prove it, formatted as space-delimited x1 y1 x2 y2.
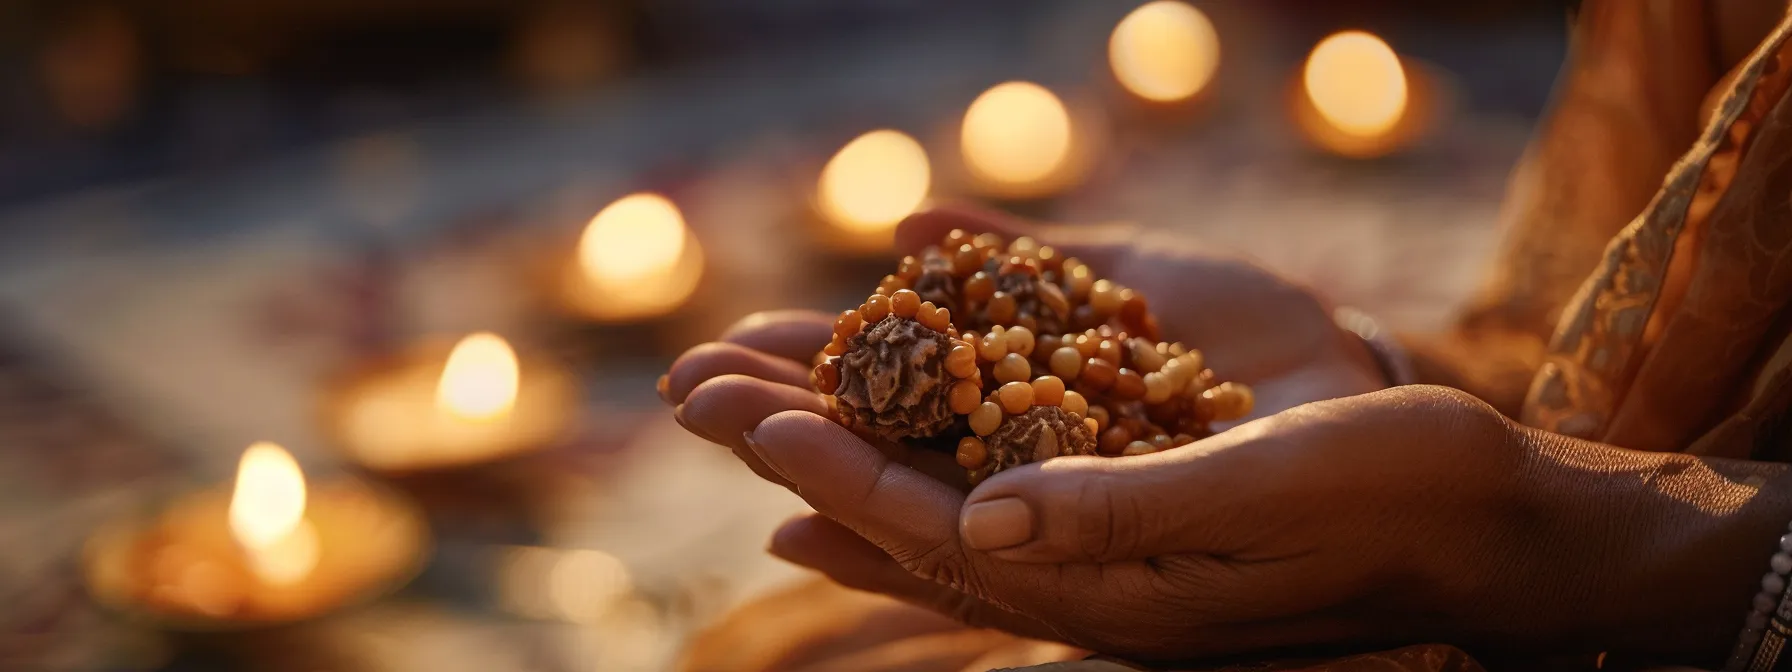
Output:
719 310 835 362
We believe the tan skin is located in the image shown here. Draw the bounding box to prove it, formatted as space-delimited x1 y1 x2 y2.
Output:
663 207 1792 667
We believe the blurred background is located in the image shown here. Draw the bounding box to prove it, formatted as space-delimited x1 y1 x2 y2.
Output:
0 1 1571 670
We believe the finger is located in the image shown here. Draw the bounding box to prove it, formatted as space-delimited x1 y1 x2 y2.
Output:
679 375 830 488
750 411 993 594
664 341 815 405
769 514 1060 641
894 205 1135 272
959 427 1272 563
718 310 836 363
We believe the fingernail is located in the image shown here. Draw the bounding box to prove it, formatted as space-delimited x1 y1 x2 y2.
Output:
656 375 672 404
961 498 1034 551
673 404 705 440
743 431 792 482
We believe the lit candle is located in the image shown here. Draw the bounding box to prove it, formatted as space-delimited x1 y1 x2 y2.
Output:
814 129 931 250
960 81 1092 199
1290 30 1431 158
83 442 427 627
324 332 579 473
1109 1 1220 104
559 192 705 322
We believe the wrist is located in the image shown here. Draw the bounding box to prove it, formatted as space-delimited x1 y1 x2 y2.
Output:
1493 428 1792 662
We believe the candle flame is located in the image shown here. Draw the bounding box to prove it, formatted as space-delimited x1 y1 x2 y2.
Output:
961 81 1072 187
1302 31 1407 138
227 442 317 585
1109 1 1220 103
818 130 930 234
437 332 520 422
579 193 687 284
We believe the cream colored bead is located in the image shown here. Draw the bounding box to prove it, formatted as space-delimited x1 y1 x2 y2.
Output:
1031 376 1066 406
995 353 1032 384
970 402 1003 436
1061 390 1088 417
1006 326 1036 358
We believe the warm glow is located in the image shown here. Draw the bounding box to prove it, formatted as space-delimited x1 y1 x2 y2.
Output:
227 442 317 586
1109 1 1220 103
579 193 687 283
1303 31 1407 137
818 130 931 233
961 81 1073 187
436 332 520 422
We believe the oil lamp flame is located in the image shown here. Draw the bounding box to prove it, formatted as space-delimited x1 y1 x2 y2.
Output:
436 332 520 422
1109 1 1220 103
818 129 931 234
579 193 687 284
227 442 318 586
1302 31 1407 138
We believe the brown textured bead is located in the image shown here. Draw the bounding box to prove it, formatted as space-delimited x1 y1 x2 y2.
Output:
953 244 983 275
987 292 1018 325
897 255 923 281
979 329 1008 362
996 382 1034 414
1098 426 1132 456
964 271 995 302
1037 282 1070 317
1142 372 1174 404
995 353 1032 384
813 361 840 394
891 289 921 318
833 310 863 338
1032 376 1066 406
1090 280 1123 316
945 344 978 378
970 402 1003 436
1111 368 1146 400
1081 358 1118 392
918 302 952 332
1122 441 1158 456
865 294 892 321
1061 390 1088 417
956 437 989 469
1049 346 1083 379
949 380 983 414
1204 382 1254 421
1006 326 1036 357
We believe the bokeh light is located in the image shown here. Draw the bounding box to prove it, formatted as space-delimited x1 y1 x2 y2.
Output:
1109 1 1221 103
961 82 1073 189
817 130 931 234
1302 31 1408 138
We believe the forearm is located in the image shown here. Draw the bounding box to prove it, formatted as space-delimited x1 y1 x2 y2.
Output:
1491 424 1792 664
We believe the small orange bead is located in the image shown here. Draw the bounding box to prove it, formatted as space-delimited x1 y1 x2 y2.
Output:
945 228 973 249
1074 334 1100 358
1084 417 1099 435
1035 334 1062 359
1096 339 1122 365
1088 405 1111 430
996 381 1034 414
891 289 922 318
865 294 892 321
1048 346 1082 379
1006 326 1036 358
1065 262 1094 299
1173 433 1197 446
1204 382 1255 421
1149 434 1174 449
1037 282 1070 318
918 302 951 332
945 344 978 378
972 232 1004 251
964 271 996 302
953 244 983 275
1061 390 1088 417
1098 426 1132 456
978 329 1008 362
878 274 909 295
823 339 848 357
1122 441 1158 456
956 437 989 469
833 310 863 338
1127 339 1166 372
970 402 1004 436
995 353 1032 384
1032 376 1066 406
987 292 1017 325
1090 279 1124 315
949 380 983 415
1142 372 1174 404
1080 358 1118 392
1111 368 1146 400
1070 304 1101 330
897 255 923 281
812 361 840 394
1008 236 1039 256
